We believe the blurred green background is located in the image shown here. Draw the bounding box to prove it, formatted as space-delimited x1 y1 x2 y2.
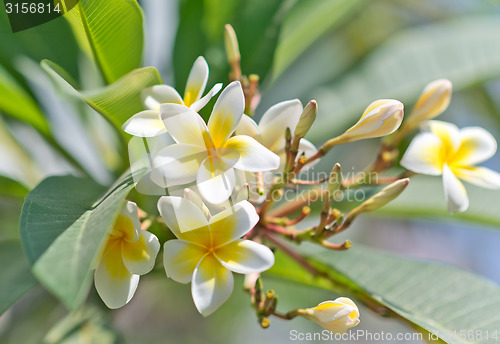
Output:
1 0 500 343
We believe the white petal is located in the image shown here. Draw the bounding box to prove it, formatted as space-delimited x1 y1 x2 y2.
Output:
184 56 209 107
297 138 318 170
209 200 259 247
424 120 461 156
190 83 223 112
452 127 497 166
400 132 444 175
122 230 160 275
216 239 274 274
191 254 234 317
443 164 469 213
94 245 139 309
122 110 166 137
157 196 210 239
207 81 245 147
222 135 280 172
141 85 183 110
113 201 141 242
160 103 210 147
197 158 235 204
235 114 262 141
184 188 211 219
453 166 500 189
163 239 206 283
259 99 303 151
151 143 207 187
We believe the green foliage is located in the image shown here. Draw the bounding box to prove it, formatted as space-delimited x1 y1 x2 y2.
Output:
0 64 49 135
41 60 162 133
0 176 29 199
61 0 145 84
20 169 145 310
308 16 500 141
0 241 37 314
268 245 500 343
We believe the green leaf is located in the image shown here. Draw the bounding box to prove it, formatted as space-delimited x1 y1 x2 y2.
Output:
21 169 145 309
0 64 49 135
308 15 500 141
61 0 144 83
0 175 29 199
267 245 500 343
0 241 37 315
272 0 366 80
378 176 500 228
41 60 162 131
20 176 107 264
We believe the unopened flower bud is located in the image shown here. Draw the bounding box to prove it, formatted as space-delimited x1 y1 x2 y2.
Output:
300 297 360 334
352 178 409 216
328 163 342 197
407 79 452 126
293 100 317 143
343 99 404 142
224 24 240 65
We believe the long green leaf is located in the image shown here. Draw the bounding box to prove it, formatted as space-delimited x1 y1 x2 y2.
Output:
267 246 500 343
61 0 144 83
0 241 37 314
21 169 144 309
41 60 162 131
272 0 366 80
308 16 500 141
0 64 49 135
0 175 29 199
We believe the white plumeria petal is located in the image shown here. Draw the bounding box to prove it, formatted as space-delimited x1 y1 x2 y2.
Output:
259 99 303 152
141 85 183 110
184 188 211 219
297 138 319 170
151 143 207 187
122 110 166 137
443 164 469 213
190 83 223 112
94 244 139 309
215 239 274 274
235 114 262 141
197 158 235 204
160 103 211 147
122 230 160 275
184 56 209 107
112 201 141 242
191 254 234 317
209 200 259 247
163 239 207 283
452 127 497 166
424 120 461 157
453 166 500 189
207 81 245 147
222 135 280 172
400 132 444 175
157 196 210 237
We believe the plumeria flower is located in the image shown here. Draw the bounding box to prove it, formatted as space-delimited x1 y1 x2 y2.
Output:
151 81 280 204
300 297 360 333
236 99 317 169
94 201 160 309
401 120 500 212
158 196 275 316
122 56 222 137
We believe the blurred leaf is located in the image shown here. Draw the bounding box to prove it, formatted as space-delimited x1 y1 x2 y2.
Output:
44 307 119 344
41 60 162 131
20 176 107 264
309 16 500 141
0 175 29 199
272 0 366 80
268 245 500 343
378 176 500 228
61 0 144 84
0 64 49 135
21 169 144 309
0 241 37 315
